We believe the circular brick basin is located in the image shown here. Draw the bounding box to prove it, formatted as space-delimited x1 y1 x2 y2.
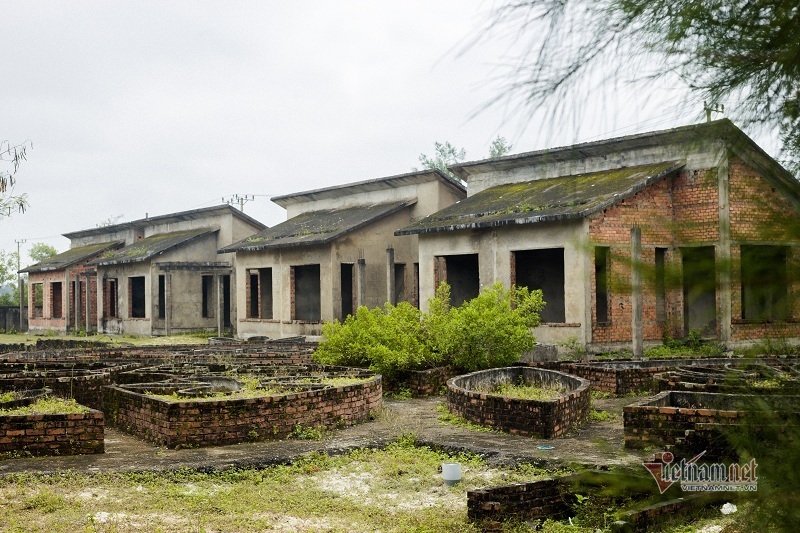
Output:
447 367 590 438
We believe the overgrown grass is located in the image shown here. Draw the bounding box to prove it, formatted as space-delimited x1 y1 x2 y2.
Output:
0 397 91 416
0 332 212 347
436 403 494 432
0 437 552 532
483 380 566 401
144 374 370 402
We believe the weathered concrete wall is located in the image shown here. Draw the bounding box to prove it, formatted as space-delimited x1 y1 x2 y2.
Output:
417 219 589 346
234 207 423 339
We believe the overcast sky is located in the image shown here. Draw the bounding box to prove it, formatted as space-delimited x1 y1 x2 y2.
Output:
0 2 779 265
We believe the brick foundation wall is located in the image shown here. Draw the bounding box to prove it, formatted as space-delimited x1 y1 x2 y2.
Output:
447 367 590 438
0 409 104 457
467 477 572 525
384 366 460 397
104 376 382 448
623 391 745 450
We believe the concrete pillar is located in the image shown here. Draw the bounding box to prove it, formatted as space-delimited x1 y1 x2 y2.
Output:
386 247 395 305
716 153 732 343
216 273 223 337
165 273 172 336
84 275 91 333
356 258 366 308
631 226 643 357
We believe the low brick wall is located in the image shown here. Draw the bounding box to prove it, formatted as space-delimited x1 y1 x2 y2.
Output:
0 409 104 457
447 367 590 438
384 367 460 398
104 374 382 448
551 357 800 395
468 470 693 531
467 476 572 526
624 391 800 452
0 362 140 410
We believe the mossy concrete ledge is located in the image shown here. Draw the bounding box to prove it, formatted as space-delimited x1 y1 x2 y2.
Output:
0 409 105 457
447 367 591 438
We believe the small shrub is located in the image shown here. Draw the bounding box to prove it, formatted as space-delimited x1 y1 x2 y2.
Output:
314 282 545 377
427 282 545 372
314 302 440 379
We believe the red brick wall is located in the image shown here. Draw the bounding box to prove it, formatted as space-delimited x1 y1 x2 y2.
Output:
589 160 800 345
728 158 800 340
105 376 381 448
0 410 104 457
588 174 692 344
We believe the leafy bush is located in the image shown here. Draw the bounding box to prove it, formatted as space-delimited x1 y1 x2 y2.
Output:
429 283 545 372
313 302 441 379
314 282 545 376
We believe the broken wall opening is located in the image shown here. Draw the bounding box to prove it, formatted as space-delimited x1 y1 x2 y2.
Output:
513 248 565 323
340 263 354 318
32 283 43 318
157 275 166 319
394 263 406 303
682 246 716 335
594 247 609 323
51 282 63 319
435 254 479 307
741 245 789 321
202 275 214 318
293 264 321 321
129 276 146 318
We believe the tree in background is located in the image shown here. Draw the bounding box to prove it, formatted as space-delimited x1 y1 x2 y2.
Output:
488 135 513 158
416 136 514 179
0 140 30 218
0 251 20 306
415 141 467 178
29 243 58 263
474 0 800 174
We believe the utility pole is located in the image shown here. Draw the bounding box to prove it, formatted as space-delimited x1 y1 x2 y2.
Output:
704 101 725 122
222 194 255 212
15 238 25 331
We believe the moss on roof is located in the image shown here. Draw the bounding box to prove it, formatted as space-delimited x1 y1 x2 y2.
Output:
221 202 411 253
396 161 684 235
19 241 124 273
91 228 216 266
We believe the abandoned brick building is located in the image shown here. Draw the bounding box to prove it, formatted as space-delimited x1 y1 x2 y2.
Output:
220 169 466 338
397 120 800 350
23 205 266 336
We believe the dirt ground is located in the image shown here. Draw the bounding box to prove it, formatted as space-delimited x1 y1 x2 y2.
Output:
0 395 652 476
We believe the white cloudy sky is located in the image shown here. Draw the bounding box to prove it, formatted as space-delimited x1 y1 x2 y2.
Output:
0 1 778 264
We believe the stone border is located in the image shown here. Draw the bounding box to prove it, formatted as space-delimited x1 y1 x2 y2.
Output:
447 367 590 438
0 409 104 457
104 372 382 448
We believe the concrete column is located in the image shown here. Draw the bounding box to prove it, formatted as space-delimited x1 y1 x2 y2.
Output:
67 273 76 334
386 248 395 305
716 153 732 343
356 258 366 308
631 226 643 358
84 275 91 333
165 273 172 336
216 273 223 337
